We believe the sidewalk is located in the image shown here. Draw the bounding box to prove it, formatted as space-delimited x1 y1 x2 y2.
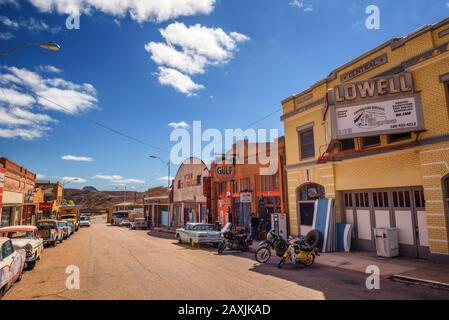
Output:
249 244 449 289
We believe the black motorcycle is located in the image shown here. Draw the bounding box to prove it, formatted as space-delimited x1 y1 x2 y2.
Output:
217 223 252 254
255 230 289 263
255 229 321 264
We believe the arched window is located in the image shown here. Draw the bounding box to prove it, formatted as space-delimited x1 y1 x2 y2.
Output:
297 183 326 201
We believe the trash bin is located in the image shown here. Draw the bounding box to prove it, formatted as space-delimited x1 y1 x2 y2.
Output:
374 228 399 258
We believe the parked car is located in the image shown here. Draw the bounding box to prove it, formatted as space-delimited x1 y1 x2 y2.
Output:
66 221 75 236
37 220 63 247
0 226 44 271
131 218 148 230
119 220 132 228
0 237 26 299
79 216 91 228
176 223 222 247
58 221 71 240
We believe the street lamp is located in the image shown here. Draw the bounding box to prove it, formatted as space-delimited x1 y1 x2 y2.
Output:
62 178 79 187
0 41 61 56
149 156 172 191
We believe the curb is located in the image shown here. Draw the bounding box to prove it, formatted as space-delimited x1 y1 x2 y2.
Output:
391 275 449 291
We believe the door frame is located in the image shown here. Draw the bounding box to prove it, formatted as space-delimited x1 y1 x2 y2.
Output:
341 187 429 258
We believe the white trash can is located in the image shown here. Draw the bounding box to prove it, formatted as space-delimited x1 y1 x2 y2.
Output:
374 228 399 258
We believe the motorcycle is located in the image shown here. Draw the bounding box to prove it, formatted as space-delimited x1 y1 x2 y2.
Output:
218 223 252 254
278 237 319 268
255 229 321 266
255 230 289 263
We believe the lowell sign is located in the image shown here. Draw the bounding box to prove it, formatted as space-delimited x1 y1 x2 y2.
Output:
329 72 425 140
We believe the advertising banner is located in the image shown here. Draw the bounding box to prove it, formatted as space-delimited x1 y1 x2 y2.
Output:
333 96 423 139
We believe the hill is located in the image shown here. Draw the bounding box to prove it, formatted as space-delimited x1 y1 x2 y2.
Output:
62 186 168 210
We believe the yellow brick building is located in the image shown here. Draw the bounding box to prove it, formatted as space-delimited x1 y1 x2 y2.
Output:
281 17 449 262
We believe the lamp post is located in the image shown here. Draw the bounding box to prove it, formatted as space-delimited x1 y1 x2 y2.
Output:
62 178 79 188
0 41 61 56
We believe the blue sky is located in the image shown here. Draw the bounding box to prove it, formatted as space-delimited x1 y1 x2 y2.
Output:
0 0 448 191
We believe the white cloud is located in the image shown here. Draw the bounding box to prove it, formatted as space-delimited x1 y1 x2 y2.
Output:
0 32 14 40
146 22 249 95
0 0 20 7
289 0 313 12
0 15 18 28
36 173 46 179
168 121 190 129
0 65 97 141
27 0 215 23
62 176 87 184
92 174 145 185
156 67 204 96
0 15 61 35
37 65 63 74
61 155 94 162
0 87 36 107
157 176 175 182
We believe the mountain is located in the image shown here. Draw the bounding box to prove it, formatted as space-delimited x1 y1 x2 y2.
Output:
62 186 168 209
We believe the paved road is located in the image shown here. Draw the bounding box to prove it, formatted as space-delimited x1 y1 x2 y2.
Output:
4 216 449 300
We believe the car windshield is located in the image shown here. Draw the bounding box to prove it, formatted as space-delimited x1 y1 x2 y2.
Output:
193 225 214 231
38 222 56 229
0 231 33 239
58 222 66 227
60 216 75 220
81 217 90 221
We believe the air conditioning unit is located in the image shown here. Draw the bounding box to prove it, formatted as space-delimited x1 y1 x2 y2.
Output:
374 228 399 258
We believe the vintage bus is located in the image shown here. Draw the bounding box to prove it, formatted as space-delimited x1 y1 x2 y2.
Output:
110 211 129 226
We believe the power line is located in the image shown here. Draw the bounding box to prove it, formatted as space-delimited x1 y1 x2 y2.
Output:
33 93 170 154
242 107 282 130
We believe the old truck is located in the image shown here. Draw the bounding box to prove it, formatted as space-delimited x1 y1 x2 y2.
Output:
58 205 80 231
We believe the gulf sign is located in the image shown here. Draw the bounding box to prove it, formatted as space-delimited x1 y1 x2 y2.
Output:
214 164 235 182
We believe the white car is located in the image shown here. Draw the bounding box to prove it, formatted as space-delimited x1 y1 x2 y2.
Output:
0 238 26 299
79 216 91 227
0 226 44 271
120 220 132 228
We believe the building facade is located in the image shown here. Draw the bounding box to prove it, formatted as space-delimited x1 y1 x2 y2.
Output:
211 139 287 236
36 181 63 219
0 157 36 227
281 17 449 262
171 157 211 228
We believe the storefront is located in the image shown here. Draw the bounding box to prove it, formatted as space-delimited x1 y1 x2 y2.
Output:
211 139 288 235
143 196 170 228
281 16 449 262
172 157 211 228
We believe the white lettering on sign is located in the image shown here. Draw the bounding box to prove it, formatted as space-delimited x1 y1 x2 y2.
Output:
336 97 419 138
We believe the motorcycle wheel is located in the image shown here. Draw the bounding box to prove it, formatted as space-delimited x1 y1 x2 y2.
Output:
218 242 226 254
255 247 271 264
302 254 315 267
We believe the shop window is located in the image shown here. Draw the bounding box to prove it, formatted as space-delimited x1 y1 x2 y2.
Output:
415 189 426 209
177 180 181 189
373 192 389 208
393 191 411 208
340 139 356 151
298 128 315 160
298 184 325 201
362 136 381 148
355 193 369 208
388 132 412 143
197 175 201 185
344 193 353 207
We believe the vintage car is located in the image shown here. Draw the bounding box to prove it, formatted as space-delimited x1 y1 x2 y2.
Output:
57 221 71 240
119 220 132 228
79 216 91 227
37 220 63 247
130 218 148 230
66 221 75 236
176 223 222 246
0 237 26 298
0 226 44 271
